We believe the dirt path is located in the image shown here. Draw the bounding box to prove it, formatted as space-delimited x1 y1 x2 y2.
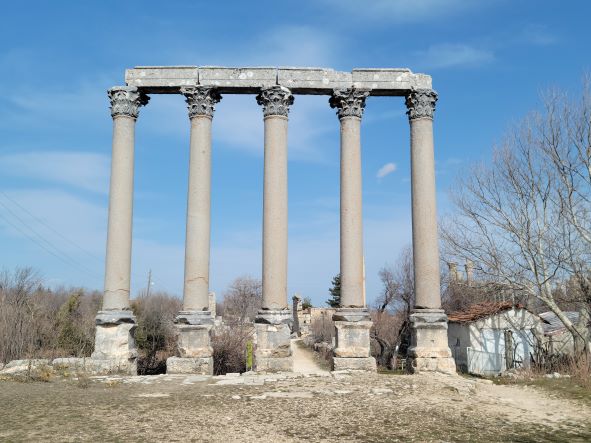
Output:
0 371 589 442
291 339 330 375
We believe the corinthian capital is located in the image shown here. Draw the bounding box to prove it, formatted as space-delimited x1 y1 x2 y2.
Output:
256 86 294 118
329 89 370 119
405 88 437 121
181 86 222 118
108 86 149 119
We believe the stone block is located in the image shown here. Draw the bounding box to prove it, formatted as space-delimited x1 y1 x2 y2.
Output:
1 359 50 375
255 356 293 373
277 68 352 92
199 67 277 89
407 356 456 375
352 69 432 94
255 323 292 358
166 356 213 375
126 66 199 88
175 324 213 358
87 358 137 375
332 357 376 371
333 321 372 358
407 309 456 375
91 322 137 375
52 358 88 370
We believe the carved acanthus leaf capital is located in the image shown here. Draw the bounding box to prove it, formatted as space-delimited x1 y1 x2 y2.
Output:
108 86 149 119
181 86 222 118
329 89 370 119
256 86 294 117
405 88 437 121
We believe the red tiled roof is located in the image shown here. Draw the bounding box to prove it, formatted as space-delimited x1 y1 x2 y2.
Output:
447 301 525 323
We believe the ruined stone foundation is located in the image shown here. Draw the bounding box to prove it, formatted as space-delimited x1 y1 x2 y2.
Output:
332 308 377 371
406 309 456 374
166 311 214 375
255 310 293 372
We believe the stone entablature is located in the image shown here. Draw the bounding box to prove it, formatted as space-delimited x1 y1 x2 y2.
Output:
125 66 432 95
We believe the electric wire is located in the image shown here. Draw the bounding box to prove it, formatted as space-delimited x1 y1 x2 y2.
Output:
0 198 101 279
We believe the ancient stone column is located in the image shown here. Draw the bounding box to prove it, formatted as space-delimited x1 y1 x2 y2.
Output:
329 89 376 371
405 88 455 374
92 86 148 375
254 85 294 372
167 87 221 375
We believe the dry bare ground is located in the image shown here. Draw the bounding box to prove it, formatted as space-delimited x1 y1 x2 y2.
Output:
0 370 589 442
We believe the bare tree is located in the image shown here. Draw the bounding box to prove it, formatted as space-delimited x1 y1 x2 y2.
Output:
222 275 262 324
372 246 415 368
441 79 591 355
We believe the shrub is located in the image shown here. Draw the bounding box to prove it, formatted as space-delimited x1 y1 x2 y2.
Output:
211 324 254 375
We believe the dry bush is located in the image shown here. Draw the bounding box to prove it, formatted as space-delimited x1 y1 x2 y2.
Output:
132 292 181 375
371 310 404 369
0 268 99 364
211 324 254 375
311 315 334 345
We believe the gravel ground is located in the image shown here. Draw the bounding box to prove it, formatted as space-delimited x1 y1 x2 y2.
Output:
0 370 589 442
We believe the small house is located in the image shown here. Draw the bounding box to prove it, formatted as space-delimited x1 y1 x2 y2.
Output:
539 311 589 355
447 302 545 376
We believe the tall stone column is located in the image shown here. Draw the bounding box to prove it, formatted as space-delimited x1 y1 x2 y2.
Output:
254 85 294 372
92 86 149 375
329 89 376 371
405 88 455 374
167 87 221 375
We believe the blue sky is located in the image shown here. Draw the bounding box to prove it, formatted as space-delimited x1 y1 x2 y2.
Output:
0 0 589 306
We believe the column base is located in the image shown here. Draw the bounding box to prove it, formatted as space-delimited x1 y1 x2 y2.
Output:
91 310 137 375
166 357 213 375
333 357 377 371
406 309 456 375
167 311 214 374
255 310 292 372
332 308 376 372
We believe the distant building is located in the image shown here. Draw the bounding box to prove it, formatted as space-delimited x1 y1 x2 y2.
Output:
447 302 545 376
539 311 589 355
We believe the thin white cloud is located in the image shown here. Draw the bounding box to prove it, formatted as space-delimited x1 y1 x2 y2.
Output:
520 24 557 46
251 25 341 68
377 162 397 178
322 0 500 24
414 43 494 70
0 151 110 194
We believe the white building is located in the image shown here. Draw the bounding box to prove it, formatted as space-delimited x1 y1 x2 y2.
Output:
447 302 545 376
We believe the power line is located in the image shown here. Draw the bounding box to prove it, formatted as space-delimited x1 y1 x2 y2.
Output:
0 191 103 263
0 199 101 279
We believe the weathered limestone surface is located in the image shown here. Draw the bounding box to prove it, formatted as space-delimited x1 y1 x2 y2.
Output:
125 66 432 95
333 321 372 358
333 357 377 371
167 311 214 375
0 359 50 375
255 322 293 372
175 324 213 358
167 356 213 375
91 322 138 375
407 310 456 375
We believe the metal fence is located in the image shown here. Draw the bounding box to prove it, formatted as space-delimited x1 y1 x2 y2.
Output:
467 347 506 376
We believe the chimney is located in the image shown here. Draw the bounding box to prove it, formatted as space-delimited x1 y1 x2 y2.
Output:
448 262 459 282
465 260 474 285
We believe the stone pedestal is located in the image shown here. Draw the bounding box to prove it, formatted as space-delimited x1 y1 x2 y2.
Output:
255 310 292 372
332 308 376 371
91 310 138 375
406 309 456 374
166 311 214 375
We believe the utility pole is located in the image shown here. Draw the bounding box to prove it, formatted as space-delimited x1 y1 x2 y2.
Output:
146 269 152 297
